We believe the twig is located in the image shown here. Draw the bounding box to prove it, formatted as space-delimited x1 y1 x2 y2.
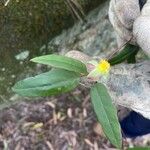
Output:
65 0 86 22
46 141 54 150
4 0 11 6
106 37 132 60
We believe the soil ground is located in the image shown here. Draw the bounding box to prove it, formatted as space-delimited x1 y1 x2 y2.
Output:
0 88 149 150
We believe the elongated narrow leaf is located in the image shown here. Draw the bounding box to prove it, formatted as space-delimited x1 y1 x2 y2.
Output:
31 54 88 75
12 69 80 97
108 44 139 65
127 47 139 64
90 83 122 148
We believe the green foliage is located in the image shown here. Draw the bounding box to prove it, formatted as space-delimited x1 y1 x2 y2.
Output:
108 44 139 65
12 45 140 148
12 53 122 148
12 69 80 97
90 83 122 149
31 54 88 75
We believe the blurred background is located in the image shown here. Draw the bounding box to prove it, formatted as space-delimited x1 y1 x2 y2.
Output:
0 0 104 103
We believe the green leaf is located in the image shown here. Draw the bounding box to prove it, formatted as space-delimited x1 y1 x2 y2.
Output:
108 44 139 65
31 54 88 75
90 83 122 149
128 148 150 150
127 48 139 64
12 69 80 97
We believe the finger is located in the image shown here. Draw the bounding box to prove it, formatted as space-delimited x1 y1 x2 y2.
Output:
133 16 150 56
141 0 150 15
133 0 150 56
114 0 140 29
109 0 135 44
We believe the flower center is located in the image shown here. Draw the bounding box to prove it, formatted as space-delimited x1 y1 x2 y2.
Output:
97 60 110 74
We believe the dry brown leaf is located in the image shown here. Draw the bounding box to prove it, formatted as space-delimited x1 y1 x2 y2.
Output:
84 138 94 148
46 141 54 150
93 122 105 137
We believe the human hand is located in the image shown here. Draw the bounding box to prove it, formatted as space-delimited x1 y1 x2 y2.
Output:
66 50 150 119
109 0 150 56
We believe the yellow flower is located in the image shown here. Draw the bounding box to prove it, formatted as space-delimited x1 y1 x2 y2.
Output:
97 59 110 75
87 59 110 80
